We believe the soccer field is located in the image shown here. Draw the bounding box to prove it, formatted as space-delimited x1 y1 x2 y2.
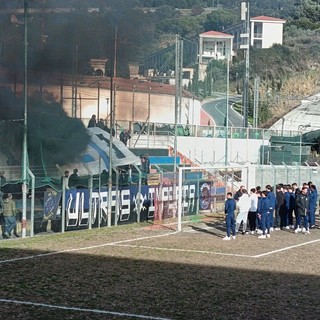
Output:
0 219 319 320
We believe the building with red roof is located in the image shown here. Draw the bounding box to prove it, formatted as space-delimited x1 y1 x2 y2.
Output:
198 30 234 81
250 16 286 48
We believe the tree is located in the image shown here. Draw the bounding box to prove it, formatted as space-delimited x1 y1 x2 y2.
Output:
298 0 320 23
204 8 239 32
154 5 180 20
205 59 227 95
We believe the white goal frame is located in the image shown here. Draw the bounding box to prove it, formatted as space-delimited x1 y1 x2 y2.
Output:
177 165 251 232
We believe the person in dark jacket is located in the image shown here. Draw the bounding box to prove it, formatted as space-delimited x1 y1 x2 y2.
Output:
266 185 277 231
295 187 310 234
223 192 236 240
288 186 296 228
308 184 317 228
119 129 131 146
88 114 97 128
234 185 244 201
275 185 285 230
68 168 79 188
3 193 19 239
282 186 290 229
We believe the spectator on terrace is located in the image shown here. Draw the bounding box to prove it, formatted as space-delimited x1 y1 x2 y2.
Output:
0 171 6 189
97 118 106 130
120 129 131 146
140 155 150 185
61 170 69 190
88 114 97 128
68 168 79 188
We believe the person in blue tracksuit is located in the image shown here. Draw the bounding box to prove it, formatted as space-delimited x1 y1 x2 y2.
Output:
256 191 262 232
223 192 236 240
258 191 271 239
266 185 277 231
275 184 284 230
308 184 317 228
282 186 290 229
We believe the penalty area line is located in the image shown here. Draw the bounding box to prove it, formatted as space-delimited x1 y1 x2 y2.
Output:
253 238 320 258
113 243 253 258
0 231 178 265
0 298 172 320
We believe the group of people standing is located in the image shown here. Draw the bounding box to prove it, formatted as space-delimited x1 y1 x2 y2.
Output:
88 114 131 145
223 182 318 240
87 114 116 137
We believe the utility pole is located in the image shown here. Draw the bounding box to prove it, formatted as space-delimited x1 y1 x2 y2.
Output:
253 76 260 128
240 2 250 127
39 0 45 99
71 43 78 118
131 85 136 132
22 0 29 238
225 51 230 166
174 34 183 176
107 24 117 227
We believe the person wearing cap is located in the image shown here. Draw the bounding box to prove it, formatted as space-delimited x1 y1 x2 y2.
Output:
3 193 19 239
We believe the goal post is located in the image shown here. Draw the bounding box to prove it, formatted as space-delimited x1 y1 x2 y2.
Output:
177 165 251 232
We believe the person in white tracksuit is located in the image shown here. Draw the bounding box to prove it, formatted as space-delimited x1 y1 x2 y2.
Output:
236 189 251 235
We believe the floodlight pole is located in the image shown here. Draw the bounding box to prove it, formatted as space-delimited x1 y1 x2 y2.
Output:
107 76 114 228
225 51 230 166
174 34 183 175
107 25 117 227
240 2 250 128
22 0 29 238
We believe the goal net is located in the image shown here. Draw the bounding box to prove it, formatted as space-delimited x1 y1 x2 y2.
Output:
173 165 250 232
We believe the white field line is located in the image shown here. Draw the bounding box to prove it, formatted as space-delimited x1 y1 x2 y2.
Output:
0 298 172 320
0 231 178 265
112 237 320 259
183 225 217 233
252 238 320 258
113 244 253 258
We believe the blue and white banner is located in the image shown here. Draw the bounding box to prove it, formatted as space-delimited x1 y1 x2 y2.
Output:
62 183 198 229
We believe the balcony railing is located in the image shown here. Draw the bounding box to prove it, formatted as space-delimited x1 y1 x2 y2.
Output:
253 33 263 38
82 118 301 145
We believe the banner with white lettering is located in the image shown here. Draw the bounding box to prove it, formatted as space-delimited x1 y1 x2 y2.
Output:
61 183 198 230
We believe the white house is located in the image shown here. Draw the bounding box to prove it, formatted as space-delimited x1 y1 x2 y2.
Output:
250 16 286 49
198 30 234 81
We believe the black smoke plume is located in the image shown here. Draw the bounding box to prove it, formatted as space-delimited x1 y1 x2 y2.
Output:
0 87 90 170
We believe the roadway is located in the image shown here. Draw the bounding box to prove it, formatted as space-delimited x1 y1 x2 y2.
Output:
201 95 243 127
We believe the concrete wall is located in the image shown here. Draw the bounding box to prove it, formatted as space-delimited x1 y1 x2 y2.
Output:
5 83 201 127
262 23 283 48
